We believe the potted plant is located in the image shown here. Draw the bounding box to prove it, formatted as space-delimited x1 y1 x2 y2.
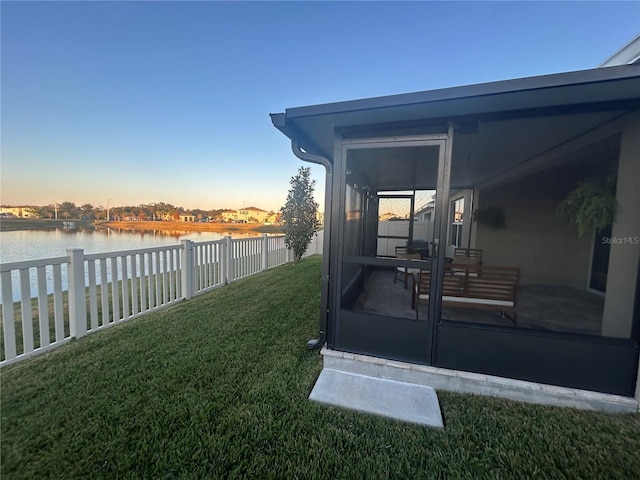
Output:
473 206 506 229
558 174 617 237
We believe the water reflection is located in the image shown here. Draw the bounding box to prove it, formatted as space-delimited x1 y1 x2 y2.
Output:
0 225 276 303
0 225 264 264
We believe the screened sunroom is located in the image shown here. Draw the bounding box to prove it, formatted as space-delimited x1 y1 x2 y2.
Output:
271 62 640 411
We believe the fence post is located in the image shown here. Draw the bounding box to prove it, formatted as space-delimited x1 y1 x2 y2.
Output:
225 236 234 283
304 234 315 259
317 229 324 255
262 234 269 271
181 240 195 299
67 248 87 339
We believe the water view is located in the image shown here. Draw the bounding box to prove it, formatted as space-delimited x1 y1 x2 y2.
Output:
0 225 265 264
0 225 279 303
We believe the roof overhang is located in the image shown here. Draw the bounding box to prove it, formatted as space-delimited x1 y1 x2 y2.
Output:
271 64 640 160
600 34 640 67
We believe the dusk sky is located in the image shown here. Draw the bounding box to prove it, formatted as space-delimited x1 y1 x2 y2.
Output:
2 1 638 212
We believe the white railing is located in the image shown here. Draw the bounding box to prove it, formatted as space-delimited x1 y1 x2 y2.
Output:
0 234 296 367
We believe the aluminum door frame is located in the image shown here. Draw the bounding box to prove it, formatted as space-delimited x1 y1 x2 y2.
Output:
329 129 454 364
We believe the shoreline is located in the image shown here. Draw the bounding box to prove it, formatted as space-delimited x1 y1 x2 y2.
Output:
0 219 94 232
100 220 284 234
0 219 284 234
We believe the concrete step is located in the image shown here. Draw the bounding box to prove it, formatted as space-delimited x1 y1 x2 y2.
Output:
309 368 444 428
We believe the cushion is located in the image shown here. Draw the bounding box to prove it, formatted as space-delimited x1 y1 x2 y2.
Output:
397 267 421 274
418 295 513 308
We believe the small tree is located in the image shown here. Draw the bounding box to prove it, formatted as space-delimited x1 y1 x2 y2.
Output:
280 167 319 263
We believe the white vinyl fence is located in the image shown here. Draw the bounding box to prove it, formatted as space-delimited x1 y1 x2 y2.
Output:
0 234 303 367
377 220 435 257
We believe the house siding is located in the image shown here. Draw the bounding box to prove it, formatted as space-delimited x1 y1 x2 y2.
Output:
602 113 640 338
475 169 593 288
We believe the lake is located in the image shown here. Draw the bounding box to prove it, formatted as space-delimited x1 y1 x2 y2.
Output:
0 225 265 264
0 225 279 303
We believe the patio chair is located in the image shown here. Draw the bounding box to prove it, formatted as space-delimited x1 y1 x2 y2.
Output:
394 250 422 289
449 254 482 276
410 240 431 259
395 245 417 256
453 248 483 261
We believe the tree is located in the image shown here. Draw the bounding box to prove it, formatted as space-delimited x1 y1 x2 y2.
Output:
191 209 206 221
208 209 226 222
39 205 54 219
59 201 79 219
280 167 319 263
81 203 96 220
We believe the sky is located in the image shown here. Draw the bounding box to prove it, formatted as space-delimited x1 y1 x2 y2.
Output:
1 1 638 213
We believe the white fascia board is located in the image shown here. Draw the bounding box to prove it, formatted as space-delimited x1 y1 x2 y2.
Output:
600 34 640 67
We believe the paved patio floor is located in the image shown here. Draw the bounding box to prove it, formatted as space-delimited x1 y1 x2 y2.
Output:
353 268 604 335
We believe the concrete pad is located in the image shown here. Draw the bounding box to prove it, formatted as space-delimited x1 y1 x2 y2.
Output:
309 368 444 428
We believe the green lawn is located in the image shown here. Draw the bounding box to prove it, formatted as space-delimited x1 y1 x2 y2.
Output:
1 256 639 479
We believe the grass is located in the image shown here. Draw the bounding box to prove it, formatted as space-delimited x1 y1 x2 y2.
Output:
0 291 71 360
1 274 172 360
1 256 639 479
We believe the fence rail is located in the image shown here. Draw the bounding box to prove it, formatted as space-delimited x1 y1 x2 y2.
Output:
0 234 302 367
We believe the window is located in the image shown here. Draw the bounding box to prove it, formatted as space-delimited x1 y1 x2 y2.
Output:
449 198 464 247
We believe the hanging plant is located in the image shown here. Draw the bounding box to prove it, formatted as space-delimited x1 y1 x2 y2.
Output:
558 174 617 237
473 207 506 229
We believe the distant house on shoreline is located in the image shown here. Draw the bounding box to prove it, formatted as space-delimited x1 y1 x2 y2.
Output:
0 206 37 218
222 207 277 224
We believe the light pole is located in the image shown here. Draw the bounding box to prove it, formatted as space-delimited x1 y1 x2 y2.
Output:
107 198 112 222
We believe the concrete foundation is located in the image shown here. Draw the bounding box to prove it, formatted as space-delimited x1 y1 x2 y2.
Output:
320 347 639 414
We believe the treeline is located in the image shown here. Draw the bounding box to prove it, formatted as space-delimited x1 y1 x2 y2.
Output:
28 202 232 221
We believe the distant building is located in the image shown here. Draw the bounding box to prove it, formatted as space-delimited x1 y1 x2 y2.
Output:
379 212 400 221
222 207 274 223
237 207 270 223
265 211 280 224
179 215 196 222
414 202 435 222
221 210 238 223
0 206 37 218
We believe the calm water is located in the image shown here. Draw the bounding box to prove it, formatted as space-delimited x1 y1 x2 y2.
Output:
0 225 264 264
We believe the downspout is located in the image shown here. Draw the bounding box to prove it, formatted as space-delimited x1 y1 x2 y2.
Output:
291 139 332 350
467 189 475 252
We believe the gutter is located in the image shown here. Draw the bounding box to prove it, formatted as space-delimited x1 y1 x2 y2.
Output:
290 139 332 350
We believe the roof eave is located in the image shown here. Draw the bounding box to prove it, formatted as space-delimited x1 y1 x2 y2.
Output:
269 112 332 159
284 64 640 120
